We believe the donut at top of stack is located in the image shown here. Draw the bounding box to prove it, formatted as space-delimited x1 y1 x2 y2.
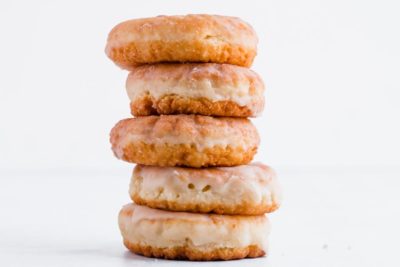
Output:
126 63 265 117
105 14 258 69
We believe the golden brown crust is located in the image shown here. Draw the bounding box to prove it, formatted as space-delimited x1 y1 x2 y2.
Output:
130 95 254 117
123 239 265 261
132 196 279 215
118 142 257 167
105 15 258 68
109 40 256 68
109 115 259 167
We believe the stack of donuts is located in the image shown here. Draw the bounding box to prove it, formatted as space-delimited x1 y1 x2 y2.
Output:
105 14 282 261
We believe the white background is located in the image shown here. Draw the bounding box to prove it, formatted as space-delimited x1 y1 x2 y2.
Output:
0 0 399 266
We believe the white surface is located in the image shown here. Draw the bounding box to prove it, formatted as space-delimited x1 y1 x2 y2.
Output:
1 167 399 266
1 0 399 266
1 0 400 170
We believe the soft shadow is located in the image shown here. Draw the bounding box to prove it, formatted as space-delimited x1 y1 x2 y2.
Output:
60 246 269 266
122 250 269 266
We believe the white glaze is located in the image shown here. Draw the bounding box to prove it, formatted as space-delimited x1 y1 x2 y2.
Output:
130 163 282 205
126 79 259 113
119 204 270 249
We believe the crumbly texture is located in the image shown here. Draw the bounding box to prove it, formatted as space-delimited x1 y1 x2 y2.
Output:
105 15 258 68
129 163 282 215
126 63 265 117
130 95 255 117
123 239 265 261
117 142 257 167
109 115 259 167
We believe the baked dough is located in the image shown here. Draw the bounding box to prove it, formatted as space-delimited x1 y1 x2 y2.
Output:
119 203 269 260
130 163 281 215
105 14 258 69
127 63 265 117
110 115 259 167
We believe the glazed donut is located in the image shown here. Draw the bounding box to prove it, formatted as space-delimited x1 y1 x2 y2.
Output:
110 115 259 167
105 14 258 69
129 163 281 215
118 203 269 260
127 63 265 117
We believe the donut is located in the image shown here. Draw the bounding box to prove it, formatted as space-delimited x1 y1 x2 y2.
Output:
118 203 269 260
126 63 265 117
105 14 258 69
110 115 259 167
129 163 282 215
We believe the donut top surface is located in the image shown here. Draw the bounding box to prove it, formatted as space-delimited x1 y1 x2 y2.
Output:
110 115 259 151
133 163 278 195
121 203 268 223
107 14 257 43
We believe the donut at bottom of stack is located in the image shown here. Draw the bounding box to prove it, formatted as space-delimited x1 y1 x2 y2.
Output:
130 163 282 215
110 115 259 167
119 203 270 260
